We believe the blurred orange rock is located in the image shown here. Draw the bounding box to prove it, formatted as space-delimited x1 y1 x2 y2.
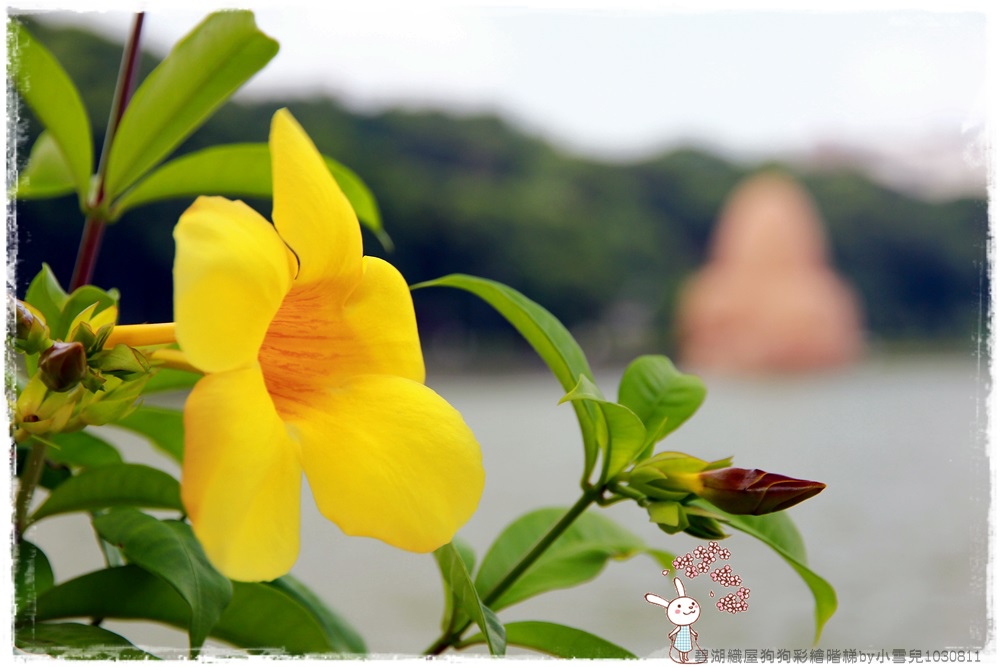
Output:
676 172 864 372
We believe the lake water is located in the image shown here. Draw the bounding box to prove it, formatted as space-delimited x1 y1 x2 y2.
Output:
26 353 991 657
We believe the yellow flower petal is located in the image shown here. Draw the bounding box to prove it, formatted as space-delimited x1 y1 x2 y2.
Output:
182 366 302 581
260 256 425 416
174 196 295 374
270 109 362 289
293 375 484 553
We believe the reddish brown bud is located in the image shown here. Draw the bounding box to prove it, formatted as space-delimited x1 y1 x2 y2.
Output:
697 468 825 515
15 301 51 354
39 341 88 392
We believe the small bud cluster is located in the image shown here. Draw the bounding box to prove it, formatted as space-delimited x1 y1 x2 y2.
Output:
716 587 751 614
12 290 152 441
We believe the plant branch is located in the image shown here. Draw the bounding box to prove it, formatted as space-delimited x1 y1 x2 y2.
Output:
15 438 49 539
484 488 599 607
423 487 602 655
70 12 144 290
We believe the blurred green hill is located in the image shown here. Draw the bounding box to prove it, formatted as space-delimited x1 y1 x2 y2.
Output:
10 19 989 362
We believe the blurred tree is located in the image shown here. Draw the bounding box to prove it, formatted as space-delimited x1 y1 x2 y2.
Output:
9 18 988 363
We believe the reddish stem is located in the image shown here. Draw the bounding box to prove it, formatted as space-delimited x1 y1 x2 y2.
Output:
69 12 145 291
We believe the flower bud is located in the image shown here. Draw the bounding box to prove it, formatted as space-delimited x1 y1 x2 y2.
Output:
625 451 730 501
697 468 826 515
38 341 88 392
15 301 51 354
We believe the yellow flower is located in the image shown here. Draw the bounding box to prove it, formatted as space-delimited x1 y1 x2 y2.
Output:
171 109 484 581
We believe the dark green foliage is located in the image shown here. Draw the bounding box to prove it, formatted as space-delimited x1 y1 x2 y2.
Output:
11 18 988 356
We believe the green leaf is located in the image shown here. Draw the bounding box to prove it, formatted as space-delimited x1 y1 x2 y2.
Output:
561 375 647 482
325 156 390 250
58 284 119 340
45 430 123 468
24 263 69 336
413 274 600 481
113 405 185 462
452 537 477 574
15 130 77 199
434 543 506 656
267 575 366 654
142 366 202 394
104 11 279 201
437 538 477 634
30 565 347 654
617 355 706 458
15 622 159 660
16 445 71 490
475 508 672 611
14 540 55 616
9 22 93 206
465 621 636 659
93 510 232 651
694 501 837 643
110 143 389 247
30 463 182 523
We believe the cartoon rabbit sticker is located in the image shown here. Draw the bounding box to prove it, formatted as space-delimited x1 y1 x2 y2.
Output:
645 571 706 663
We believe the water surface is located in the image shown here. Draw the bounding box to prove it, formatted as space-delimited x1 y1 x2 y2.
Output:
28 354 990 656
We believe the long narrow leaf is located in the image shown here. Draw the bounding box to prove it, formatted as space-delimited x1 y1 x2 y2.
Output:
694 501 837 643
267 575 366 654
475 508 673 611
113 405 185 463
29 565 341 654
15 622 158 659
434 543 506 656
465 621 636 659
9 22 93 206
45 430 123 468
14 540 54 617
30 463 182 522
93 510 232 651
561 375 647 482
413 274 600 481
104 11 278 200
109 143 388 246
15 130 78 199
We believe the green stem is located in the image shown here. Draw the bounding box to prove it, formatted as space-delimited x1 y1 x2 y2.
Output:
483 489 599 607
602 481 647 504
423 487 602 656
69 12 144 290
15 439 48 539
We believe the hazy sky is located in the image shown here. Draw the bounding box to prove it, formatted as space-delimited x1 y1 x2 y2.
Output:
13 1 994 161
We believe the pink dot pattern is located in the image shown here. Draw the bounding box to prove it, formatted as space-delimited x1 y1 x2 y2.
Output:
670 541 750 614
